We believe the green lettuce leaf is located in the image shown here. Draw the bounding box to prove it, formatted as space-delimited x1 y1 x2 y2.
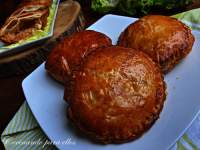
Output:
91 0 120 13
91 0 193 16
0 0 57 51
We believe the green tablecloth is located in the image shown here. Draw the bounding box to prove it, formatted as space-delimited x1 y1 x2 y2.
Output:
2 8 200 150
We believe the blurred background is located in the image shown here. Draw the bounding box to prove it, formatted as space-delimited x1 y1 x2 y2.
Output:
0 0 200 149
78 0 200 17
1 0 200 28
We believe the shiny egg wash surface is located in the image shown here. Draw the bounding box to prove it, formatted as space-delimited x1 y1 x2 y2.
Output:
118 15 194 73
45 30 112 83
66 46 166 143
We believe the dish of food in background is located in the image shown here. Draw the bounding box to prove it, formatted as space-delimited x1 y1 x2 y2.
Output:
0 0 59 57
0 0 52 44
118 15 194 73
45 30 112 84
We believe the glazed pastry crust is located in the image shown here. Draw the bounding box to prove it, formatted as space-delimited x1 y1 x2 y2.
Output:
118 15 195 73
45 30 112 83
66 46 166 143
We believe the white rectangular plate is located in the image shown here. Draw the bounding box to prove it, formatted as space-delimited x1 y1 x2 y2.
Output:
22 15 200 150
